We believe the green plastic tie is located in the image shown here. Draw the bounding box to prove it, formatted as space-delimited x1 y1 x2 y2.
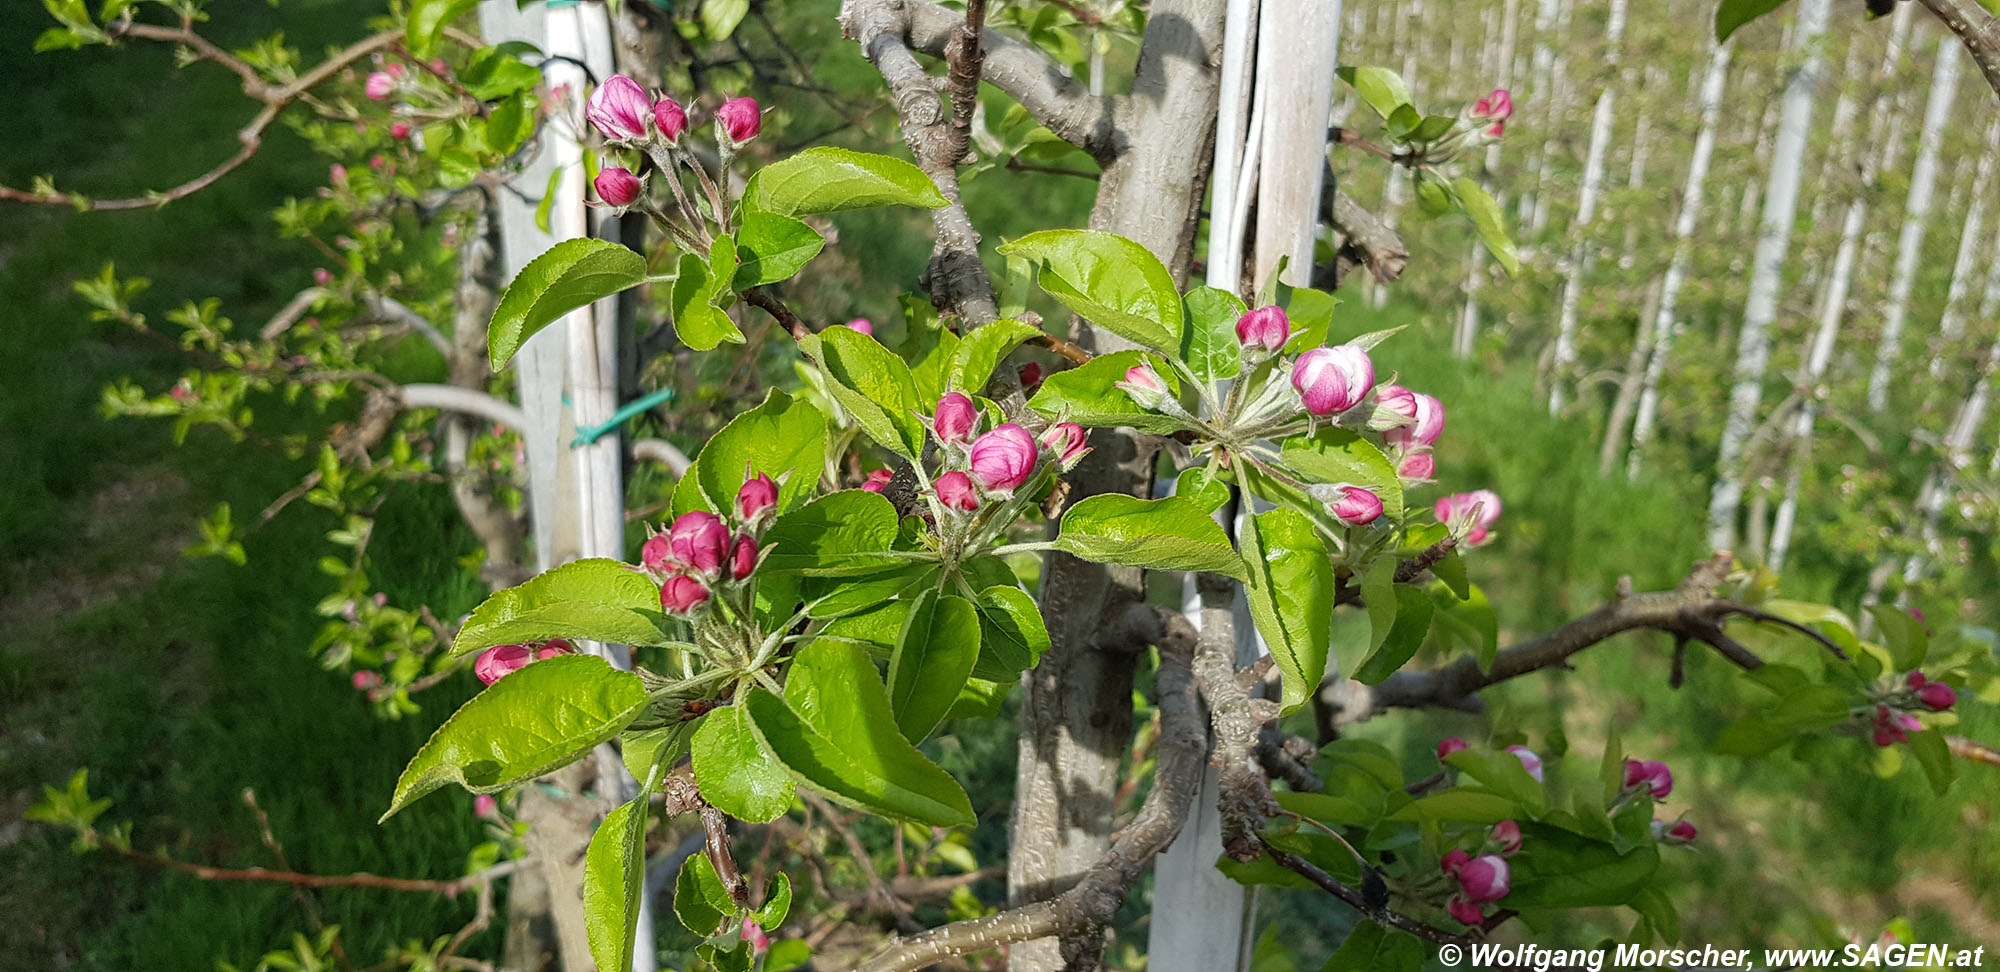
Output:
571 388 675 447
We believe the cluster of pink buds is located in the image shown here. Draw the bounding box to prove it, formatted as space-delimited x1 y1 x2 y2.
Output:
1868 671 1956 746
473 638 577 685
1441 845 1513 927
1435 489 1503 547
585 74 762 213
1622 758 1674 799
921 392 1087 513
641 475 779 617
363 62 405 101
1469 88 1514 139
1377 383 1445 484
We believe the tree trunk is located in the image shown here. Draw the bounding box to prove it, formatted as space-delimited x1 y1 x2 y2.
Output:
1628 39 1731 478
1705 0 1831 552
1547 0 1628 415
1456 0 1523 357
1867 37 1961 412
1930 118 2000 376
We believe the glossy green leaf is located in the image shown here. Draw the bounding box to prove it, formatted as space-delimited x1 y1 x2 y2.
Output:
622 721 698 782
1716 0 1790 40
460 48 544 100
1388 787 1518 824
406 0 478 56
1051 494 1246 578
1027 350 1190 434
1453 176 1520 276
946 676 1012 720
675 389 826 517
383 655 648 820
949 318 1040 394
452 559 664 656
1505 822 1659 908
1444 749 1548 811
733 211 825 288
1281 427 1404 520
1353 583 1433 683
742 147 948 216
1908 728 1955 795
802 326 925 458
671 246 744 351
762 491 908 576
908 326 961 404
693 705 797 822
1319 921 1428 972
741 640 975 827
1426 582 1498 671
754 872 793 928
971 585 1051 681
674 853 738 937
1173 467 1232 513
1241 509 1334 713
584 747 668 972
1180 286 1247 384
1280 285 1339 353
887 591 981 741
998 230 1183 353
490 239 646 368
1336 66 1413 120
1865 604 1929 671
702 0 749 39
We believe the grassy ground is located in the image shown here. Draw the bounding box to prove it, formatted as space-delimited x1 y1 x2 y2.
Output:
0 3 495 969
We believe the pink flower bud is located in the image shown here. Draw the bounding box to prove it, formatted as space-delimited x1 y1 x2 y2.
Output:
1465 527 1491 546
730 534 759 581
585 75 653 143
313 268 334 287
970 424 1039 493
364 71 395 101
641 532 674 571
1447 896 1486 927
659 573 711 614
430 58 448 74
1119 362 1169 409
845 317 873 336
369 154 386 170
1018 361 1045 392
1456 854 1511 903
934 392 978 445
535 638 574 661
668 510 731 576
1436 737 1468 761
741 917 770 955
1918 681 1956 711
860 468 893 493
1623 759 1674 798
474 644 533 685
1663 820 1697 844
1872 726 1900 747
389 122 412 140
1490 819 1522 855
717 96 762 144
386 63 407 79
653 95 688 144
1377 384 1419 421
935 470 980 511
1383 392 1445 448
736 473 779 522
1505 745 1544 783
1436 490 1503 533
1040 422 1088 467
473 794 498 819
1906 671 1928 689
1473 88 1514 124
373 592 389 607
1398 452 1435 481
1292 345 1374 415
1440 848 1470 877
594 167 643 209
330 163 349 184
1329 486 1383 526
352 670 383 690
1234 305 1291 354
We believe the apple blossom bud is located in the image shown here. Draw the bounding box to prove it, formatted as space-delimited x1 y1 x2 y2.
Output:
1436 490 1503 535
860 468 893 493
1437 737 1468 761
370 154 386 170
365 71 395 101
717 96 762 145
970 424 1039 493
641 532 674 572
1329 485 1383 526
1292 345 1375 415
1490 820 1522 855
535 638 574 660
1872 726 1899 747
1018 361 1045 392
1473 88 1514 125
653 95 688 144
389 122 411 140
473 793 498 818
935 471 980 512
1906 671 1927 689
314 268 334 287
1623 758 1674 798
1377 384 1419 421
1918 681 1956 711
1897 712 1923 732
1234 305 1291 354
845 318 873 336
668 510 730 576
736 473 779 522
1119 362 1169 409
1505 745 1544 783
330 163 348 184
1040 422 1088 467
934 392 978 445
352 670 382 690
1447 896 1485 927
730 534 759 581
1398 452 1436 481
1386 392 1446 449
474 644 533 685
1456 854 1511 902
741 917 769 955
659 573 711 614
594 167 643 209
1664 820 1697 844
1440 848 1470 877
585 75 653 143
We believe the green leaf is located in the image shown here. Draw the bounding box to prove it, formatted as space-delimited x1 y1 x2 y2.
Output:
674 853 739 937
677 389 827 517
460 48 544 100
383 655 648 820
1353 583 1433 683
1716 0 1790 40
1907 729 1955 795
1319 921 1428 972
971 585 1051 681
1051 494 1246 578
1361 558 1398 656
1281 428 1404 520
1427 582 1498 671
701 0 750 39
949 319 1040 394
1452 177 1520 276
742 147 947 216
1412 170 1455 219
1174 467 1232 513
584 748 668 972
671 248 744 351
998 230 1184 353
1027 350 1190 434
452 559 664 657
741 641 975 827
1179 286 1247 385
888 591 981 742
754 872 793 927
622 721 699 782
762 490 908 576
1865 604 1929 671
406 0 479 56
1241 509 1334 713
1505 822 1659 908
1444 749 1547 811
1711 714 1795 756
485 93 536 155
1631 886 1681 944
733 212 825 288
693 705 797 822
1388 787 1520 824
801 326 925 458
490 239 647 369
1280 285 1339 353
1336 66 1413 120
908 325 960 404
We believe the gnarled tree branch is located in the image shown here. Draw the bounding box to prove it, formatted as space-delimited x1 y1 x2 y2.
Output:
1916 0 2000 99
